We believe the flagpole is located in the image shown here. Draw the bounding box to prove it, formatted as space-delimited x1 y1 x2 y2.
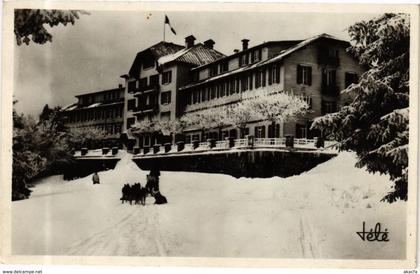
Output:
163 19 166 42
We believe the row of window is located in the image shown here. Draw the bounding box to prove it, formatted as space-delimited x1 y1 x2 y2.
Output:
79 91 122 106
202 49 263 80
128 71 173 93
187 63 282 105
66 106 124 123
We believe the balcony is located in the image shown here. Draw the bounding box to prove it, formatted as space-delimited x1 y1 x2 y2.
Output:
133 104 159 115
321 84 339 96
128 83 159 94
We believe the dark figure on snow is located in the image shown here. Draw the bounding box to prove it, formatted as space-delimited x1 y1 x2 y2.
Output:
120 184 131 204
92 172 100 185
145 167 167 205
146 167 160 194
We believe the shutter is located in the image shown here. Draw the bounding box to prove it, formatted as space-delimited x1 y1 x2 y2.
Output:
261 126 266 138
258 49 262 61
268 67 273 85
308 67 312 86
297 65 302 84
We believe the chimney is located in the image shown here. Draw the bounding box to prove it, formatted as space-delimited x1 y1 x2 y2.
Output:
185 35 196 49
241 39 249 51
203 39 215 49
233 49 240 54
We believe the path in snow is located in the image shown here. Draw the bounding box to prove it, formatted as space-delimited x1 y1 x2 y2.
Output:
12 151 406 258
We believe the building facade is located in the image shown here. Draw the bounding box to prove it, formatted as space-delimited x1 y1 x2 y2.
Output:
121 33 363 148
62 85 125 148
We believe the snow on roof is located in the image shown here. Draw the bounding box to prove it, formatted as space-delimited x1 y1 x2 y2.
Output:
158 44 226 67
87 103 102 108
62 104 78 111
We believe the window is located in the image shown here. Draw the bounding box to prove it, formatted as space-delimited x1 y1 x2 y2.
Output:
229 79 236 95
162 71 172 84
139 77 148 89
239 54 248 67
248 73 253 90
160 111 171 121
345 72 358 88
126 117 135 129
127 99 136 111
297 65 312 85
255 71 261 88
143 58 154 69
210 84 216 99
145 94 151 105
201 88 207 102
240 127 250 138
251 49 262 63
322 69 336 87
268 124 280 138
321 100 337 115
220 62 229 73
296 124 307 139
192 90 199 104
219 82 226 97
255 126 266 138
150 74 159 86
240 76 248 92
128 80 136 93
210 65 218 77
272 64 281 84
161 91 171 105
262 69 266 87
192 71 199 82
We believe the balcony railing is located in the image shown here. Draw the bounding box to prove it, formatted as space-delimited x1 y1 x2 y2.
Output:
133 137 337 157
128 84 159 94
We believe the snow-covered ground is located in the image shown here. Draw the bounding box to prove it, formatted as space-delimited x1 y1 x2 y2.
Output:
12 151 406 259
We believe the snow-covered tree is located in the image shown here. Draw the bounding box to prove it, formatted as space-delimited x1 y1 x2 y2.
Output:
247 91 309 133
68 127 107 148
226 101 259 138
14 9 88 45
311 13 410 203
180 107 231 141
130 119 156 135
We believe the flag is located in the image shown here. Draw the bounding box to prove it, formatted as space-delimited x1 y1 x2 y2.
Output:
164 15 177 35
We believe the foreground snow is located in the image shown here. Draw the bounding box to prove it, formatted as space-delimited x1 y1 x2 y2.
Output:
12 151 406 259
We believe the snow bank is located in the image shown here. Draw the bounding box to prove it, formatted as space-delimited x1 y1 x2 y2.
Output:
12 152 406 259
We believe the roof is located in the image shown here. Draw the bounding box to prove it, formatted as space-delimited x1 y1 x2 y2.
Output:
158 43 226 67
75 86 124 97
63 101 124 112
191 40 302 71
180 33 349 90
128 41 184 76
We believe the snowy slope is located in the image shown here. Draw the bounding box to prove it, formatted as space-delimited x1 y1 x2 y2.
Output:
12 151 406 259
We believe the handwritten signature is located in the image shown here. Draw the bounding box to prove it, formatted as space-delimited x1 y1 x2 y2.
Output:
356 222 389 242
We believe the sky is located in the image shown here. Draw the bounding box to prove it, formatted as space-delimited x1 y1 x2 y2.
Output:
13 10 380 117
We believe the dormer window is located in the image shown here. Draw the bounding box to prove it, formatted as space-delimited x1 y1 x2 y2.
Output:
143 58 154 69
209 65 218 77
220 62 229 73
239 54 248 67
